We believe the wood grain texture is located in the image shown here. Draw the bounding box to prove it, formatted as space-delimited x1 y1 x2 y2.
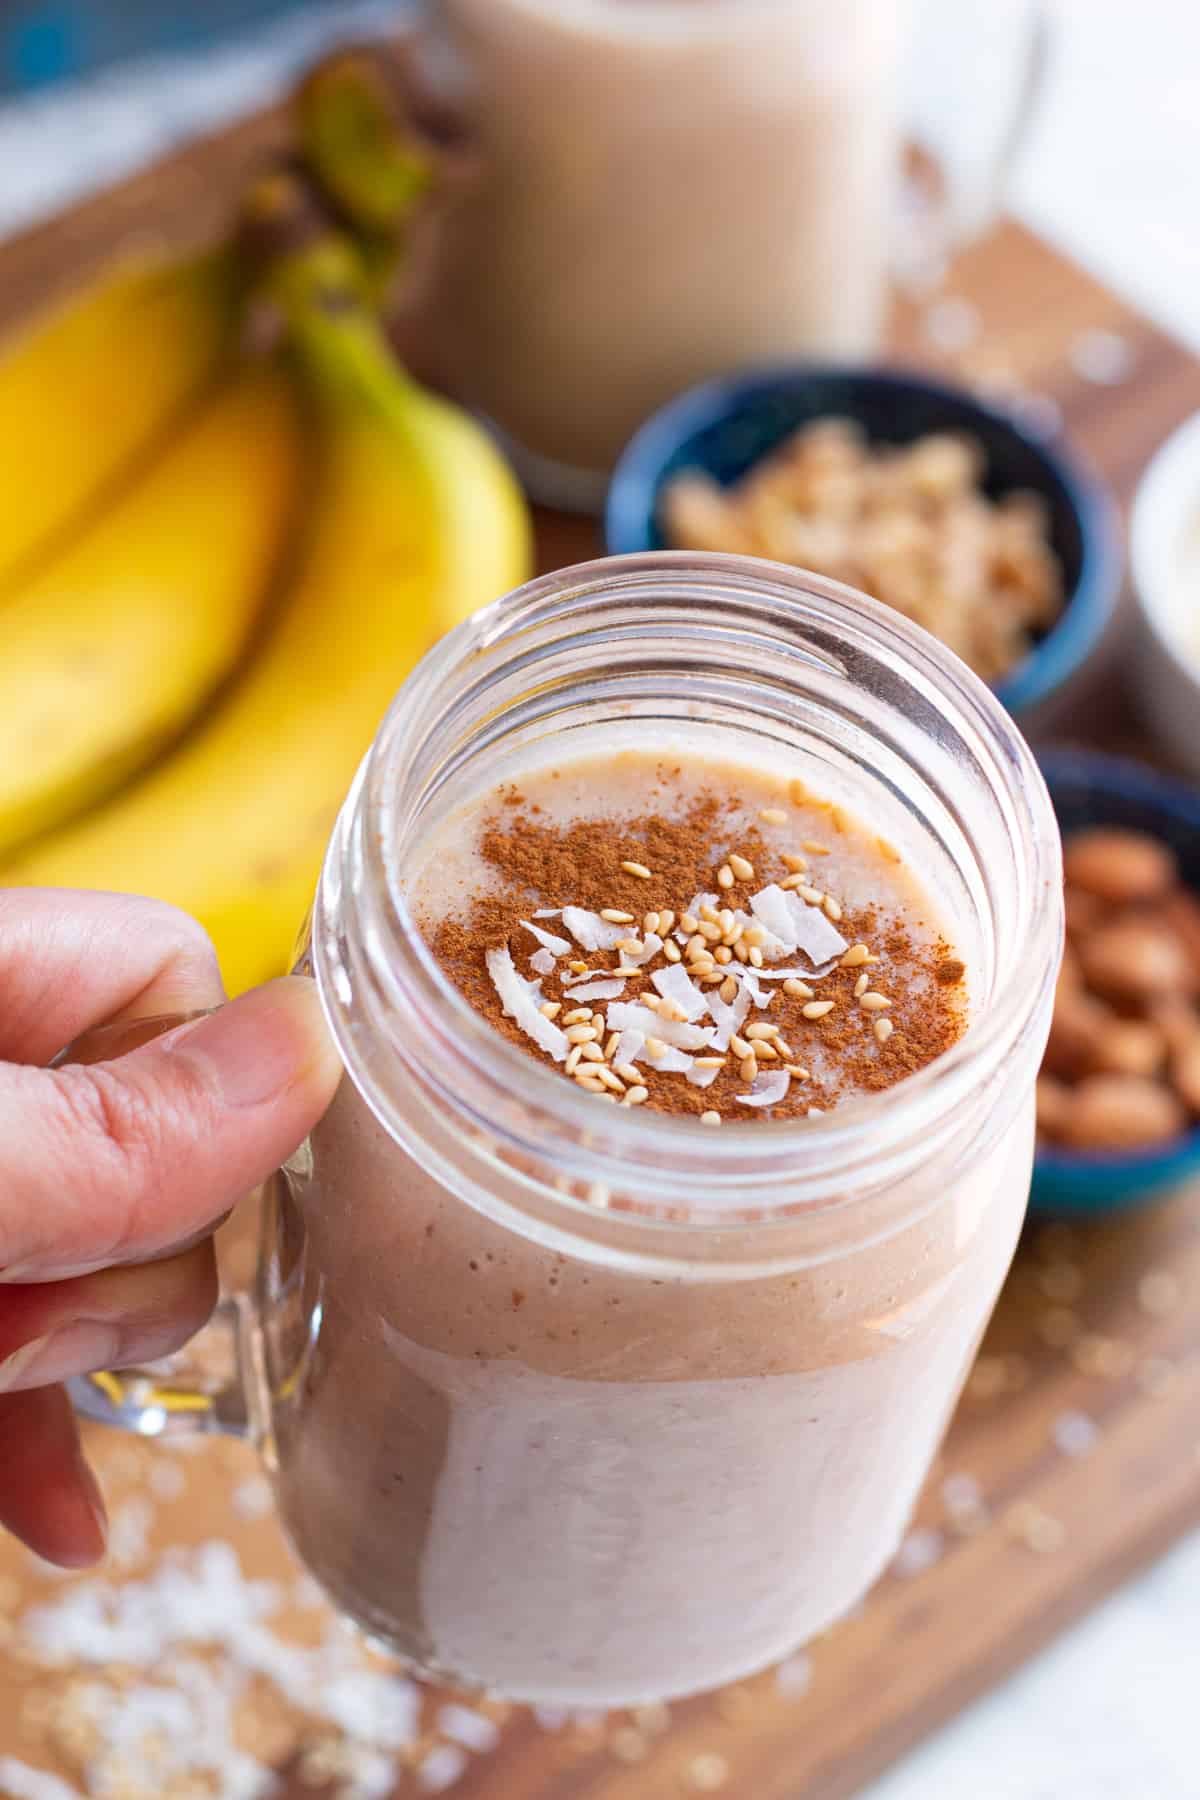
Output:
2 105 1200 1800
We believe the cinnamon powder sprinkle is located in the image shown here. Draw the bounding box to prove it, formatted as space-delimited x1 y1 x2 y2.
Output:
425 792 967 1121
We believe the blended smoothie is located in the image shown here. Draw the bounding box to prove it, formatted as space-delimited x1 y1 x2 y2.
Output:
262 746 1030 1704
404 0 907 480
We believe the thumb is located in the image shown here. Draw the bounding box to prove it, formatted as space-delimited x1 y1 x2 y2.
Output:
0 976 341 1283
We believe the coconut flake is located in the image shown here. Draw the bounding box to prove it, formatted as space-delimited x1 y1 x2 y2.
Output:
522 919 571 956
563 977 627 1002
614 932 663 969
650 965 708 1021
705 978 751 1051
782 891 847 961
529 948 557 976
730 908 790 961
685 1062 722 1089
561 907 630 952
533 909 561 919
735 1070 791 1108
606 1003 713 1051
486 947 569 1061
642 1043 695 1073
734 966 773 1010
749 884 800 952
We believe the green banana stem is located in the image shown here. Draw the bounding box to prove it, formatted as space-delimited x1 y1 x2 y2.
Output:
297 50 434 241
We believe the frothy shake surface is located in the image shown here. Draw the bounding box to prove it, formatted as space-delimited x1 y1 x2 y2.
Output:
412 751 967 1121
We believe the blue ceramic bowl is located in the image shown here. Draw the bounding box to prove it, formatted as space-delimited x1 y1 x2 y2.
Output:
606 365 1121 717
1031 749 1200 1218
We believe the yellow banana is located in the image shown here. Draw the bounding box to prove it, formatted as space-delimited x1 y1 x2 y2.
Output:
3 237 532 994
0 247 237 591
0 362 304 854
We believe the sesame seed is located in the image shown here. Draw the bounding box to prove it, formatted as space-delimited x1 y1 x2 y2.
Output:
659 998 690 1022
720 975 738 1003
874 1017 894 1043
739 1055 759 1083
617 937 642 953
729 854 754 881
823 895 843 922
722 921 744 947
840 943 872 967
565 1045 583 1074
579 1041 605 1062
614 1061 642 1083
860 992 891 1011
569 959 589 974
686 1752 730 1791
701 970 726 985
717 864 735 889
663 938 682 962
785 1064 810 1079
604 1031 620 1058
615 964 640 977
680 912 698 934
645 1037 669 1060
745 1022 779 1040
755 1042 779 1059
803 839 831 855
566 1024 598 1043
876 836 901 863
747 946 764 967
540 1001 562 1019
686 933 707 959
601 908 635 924
775 1037 795 1057
700 904 721 924
854 973 869 997
803 1000 835 1020
595 1066 626 1093
779 873 807 891
700 1111 722 1126
625 1086 649 1106
781 852 808 873
797 885 825 905
658 910 676 934
643 911 661 935
564 1007 592 1024
718 908 736 934
714 945 733 964
639 993 666 1013
699 920 723 943
743 924 766 946
691 958 717 977
783 977 813 1000
788 779 808 805
730 1034 752 1059
622 860 653 879
694 1056 727 1068
760 807 788 824
575 1071 607 1092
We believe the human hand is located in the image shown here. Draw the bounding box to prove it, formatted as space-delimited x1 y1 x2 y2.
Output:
0 890 341 1569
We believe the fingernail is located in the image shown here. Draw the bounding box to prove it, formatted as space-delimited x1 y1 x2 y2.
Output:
77 1455 109 1548
168 979 330 1110
0 1323 120 1393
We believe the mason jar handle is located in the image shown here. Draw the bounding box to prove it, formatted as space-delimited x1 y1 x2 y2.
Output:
50 1011 259 1443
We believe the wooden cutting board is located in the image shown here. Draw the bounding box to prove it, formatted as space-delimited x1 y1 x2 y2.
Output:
2 106 1200 1800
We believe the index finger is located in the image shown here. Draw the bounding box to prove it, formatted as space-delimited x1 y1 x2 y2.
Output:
0 888 225 1065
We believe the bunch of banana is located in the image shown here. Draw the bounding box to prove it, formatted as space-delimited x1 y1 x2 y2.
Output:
3 205 532 993
0 246 239 590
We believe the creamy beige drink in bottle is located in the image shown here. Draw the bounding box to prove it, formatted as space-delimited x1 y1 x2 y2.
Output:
405 0 907 486
258 557 1061 1706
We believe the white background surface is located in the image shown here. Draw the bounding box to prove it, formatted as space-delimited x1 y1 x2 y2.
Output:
0 3 1196 1797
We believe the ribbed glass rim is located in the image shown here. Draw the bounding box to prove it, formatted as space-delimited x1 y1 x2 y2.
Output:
316 553 1061 1232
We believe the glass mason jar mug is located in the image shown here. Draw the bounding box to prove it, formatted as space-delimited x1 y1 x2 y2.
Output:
79 555 1062 1707
400 0 1047 502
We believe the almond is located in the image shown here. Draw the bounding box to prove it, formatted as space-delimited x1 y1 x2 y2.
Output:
1058 1074 1187 1152
1078 919 1192 1002
1172 1040 1200 1115
1035 1075 1072 1140
1064 884 1106 940
1085 1017 1166 1079
1063 828 1177 904
1043 989 1115 1080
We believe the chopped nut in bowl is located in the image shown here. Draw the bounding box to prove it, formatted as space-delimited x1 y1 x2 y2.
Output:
606 366 1121 720
1032 750 1200 1217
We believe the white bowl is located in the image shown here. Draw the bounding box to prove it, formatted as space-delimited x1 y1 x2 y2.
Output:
1130 411 1200 777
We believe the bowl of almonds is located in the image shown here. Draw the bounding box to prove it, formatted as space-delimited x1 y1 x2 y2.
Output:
606 365 1120 718
1033 749 1200 1216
